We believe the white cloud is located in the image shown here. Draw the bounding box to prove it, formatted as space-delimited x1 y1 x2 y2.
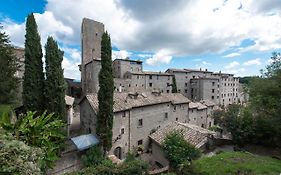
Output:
146 50 172 66
243 58 262 66
224 52 241 58
225 61 240 69
225 68 246 76
2 11 73 47
112 50 132 60
2 0 281 77
62 56 80 79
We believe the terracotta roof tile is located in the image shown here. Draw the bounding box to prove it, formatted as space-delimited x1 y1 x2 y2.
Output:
149 122 215 148
85 92 190 113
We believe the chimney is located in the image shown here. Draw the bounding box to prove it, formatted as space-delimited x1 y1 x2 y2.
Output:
205 69 208 71
200 68 202 71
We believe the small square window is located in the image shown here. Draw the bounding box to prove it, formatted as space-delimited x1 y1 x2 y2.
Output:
164 113 168 119
138 139 143 145
149 83 152 87
138 119 143 127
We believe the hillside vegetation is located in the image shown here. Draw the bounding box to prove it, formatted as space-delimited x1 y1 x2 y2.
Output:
193 152 281 175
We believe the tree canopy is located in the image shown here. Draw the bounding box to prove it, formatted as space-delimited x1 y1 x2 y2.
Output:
97 31 114 152
22 13 44 112
44 36 66 119
0 29 20 104
163 130 201 168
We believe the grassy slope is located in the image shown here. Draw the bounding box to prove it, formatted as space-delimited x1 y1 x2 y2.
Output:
194 152 281 175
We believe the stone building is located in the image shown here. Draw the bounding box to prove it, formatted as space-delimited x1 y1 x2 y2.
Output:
190 77 219 104
149 122 216 167
12 47 25 104
81 18 104 94
79 91 191 159
166 68 246 106
81 18 174 94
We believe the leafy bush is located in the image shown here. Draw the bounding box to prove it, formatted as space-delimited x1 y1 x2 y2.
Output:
66 152 148 175
0 129 44 175
82 145 104 167
117 158 148 175
163 130 201 168
1 111 65 170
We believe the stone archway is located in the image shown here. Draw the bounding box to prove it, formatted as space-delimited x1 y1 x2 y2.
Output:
114 146 122 159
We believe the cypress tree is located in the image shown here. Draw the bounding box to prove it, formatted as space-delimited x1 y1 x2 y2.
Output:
22 13 44 112
97 32 114 153
172 75 177 93
0 29 20 104
44 36 66 119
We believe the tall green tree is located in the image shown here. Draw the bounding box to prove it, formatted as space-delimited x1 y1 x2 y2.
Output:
0 29 20 104
22 13 44 112
171 75 177 93
96 32 114 153
44 36 66 119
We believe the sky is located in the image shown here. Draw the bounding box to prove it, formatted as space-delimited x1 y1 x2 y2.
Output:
1 0 281 80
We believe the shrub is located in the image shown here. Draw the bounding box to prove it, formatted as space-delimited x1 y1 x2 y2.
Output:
163 130 201 168
82 145 104 167
117 158 149 175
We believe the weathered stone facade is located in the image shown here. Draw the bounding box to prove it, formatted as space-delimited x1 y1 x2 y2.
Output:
81 18 104 94
166 68 246 106
79 92 191 159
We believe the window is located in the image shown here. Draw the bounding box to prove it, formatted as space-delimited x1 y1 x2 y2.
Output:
164 113 168 119
122 112 126 118
185 89 188 93
149 75 152 79
167 90 170 93
157 75 159 80
173 106 177 111
88 128 92 133
212 82 215 86
201 124 204 128
121 128 125 134
167 83 169 87
168 76 170 80
209 122 212 127
137 75 139 79
176 118 178 121
185 83 188 87
129 84 131 87
149 83 152 87
212 89 215 93
138 119 143 127
137 139 143 145
136 84 138 87
212 96 214 100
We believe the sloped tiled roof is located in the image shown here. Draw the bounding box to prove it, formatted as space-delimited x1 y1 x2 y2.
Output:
149 122 215 148
83 92 191 113
200 99 216 107
189 102 207 110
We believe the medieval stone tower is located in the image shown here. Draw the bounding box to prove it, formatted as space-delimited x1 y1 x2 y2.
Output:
81 18 105 94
